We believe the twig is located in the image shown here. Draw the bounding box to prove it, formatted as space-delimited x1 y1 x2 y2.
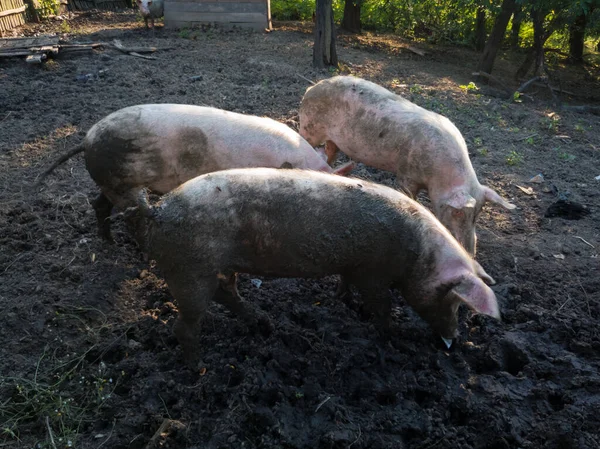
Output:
573 236 595 249
296 73 316 85
97 419 116 449
0 111 12 122
515 133 538 142
3 253 24 273
45 417 57 449
314 396 331 413
128 52 157 60
348 425 362 448
555 294 572 314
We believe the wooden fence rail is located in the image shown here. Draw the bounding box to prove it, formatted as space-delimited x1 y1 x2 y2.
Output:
0 0 27 32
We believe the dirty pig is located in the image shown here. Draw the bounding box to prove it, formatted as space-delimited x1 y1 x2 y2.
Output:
138 168 501 363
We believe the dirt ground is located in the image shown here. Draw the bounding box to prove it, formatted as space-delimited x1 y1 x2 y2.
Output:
1 10 599 449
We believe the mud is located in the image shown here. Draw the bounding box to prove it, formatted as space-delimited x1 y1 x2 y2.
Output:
0 11 599 449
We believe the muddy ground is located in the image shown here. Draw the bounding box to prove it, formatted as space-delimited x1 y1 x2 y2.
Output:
1 11 599 449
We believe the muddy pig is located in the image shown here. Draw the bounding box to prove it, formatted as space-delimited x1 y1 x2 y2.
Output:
136 0 164 29
138 168 501 361
36 104 354 241
299 76 516 255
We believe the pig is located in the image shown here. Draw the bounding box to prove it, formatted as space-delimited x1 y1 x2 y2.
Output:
36 104 354 241
299 76 516 255
137 168 501 362
136 0 164 30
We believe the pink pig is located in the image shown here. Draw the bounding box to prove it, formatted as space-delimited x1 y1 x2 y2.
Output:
37 104 354 241
299 76 515 255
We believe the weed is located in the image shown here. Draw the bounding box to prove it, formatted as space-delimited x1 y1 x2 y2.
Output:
574 123 585 132
179 28 191 39
478 148 489 156
506 150 523 166
409 84 423 94
473 137 483 146
0 313 122 448
59 20 71 34
525 136 535 145
553 147 576 161
459 81 478 92
541 115 560 133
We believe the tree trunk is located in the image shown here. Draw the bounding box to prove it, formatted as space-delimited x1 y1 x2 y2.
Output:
516 9 556 79
568 13 586 64
476 0 516 77
474 6 486 51
24 0 39 23
510 8 522 49
342 0 361 33
313 0 338 68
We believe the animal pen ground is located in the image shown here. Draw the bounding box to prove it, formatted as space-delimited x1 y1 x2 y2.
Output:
1 11 599 449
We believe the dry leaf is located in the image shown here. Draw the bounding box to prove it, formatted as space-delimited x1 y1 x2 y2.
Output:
516 185 534 195
199 367 207 376
553 254 565 260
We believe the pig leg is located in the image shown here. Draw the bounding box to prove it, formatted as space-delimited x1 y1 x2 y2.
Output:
214 273 273 333
353 278 393 333
334 276 351 299
166 273 217 365
92 193 114 242
213 273 254 320
324 140 340 166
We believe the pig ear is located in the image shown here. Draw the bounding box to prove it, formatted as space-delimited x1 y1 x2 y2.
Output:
451 274 501 319
444 191 477 211
482 185 516 210
472 260 496 286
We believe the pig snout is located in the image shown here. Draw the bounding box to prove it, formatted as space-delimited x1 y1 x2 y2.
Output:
136 0 150 15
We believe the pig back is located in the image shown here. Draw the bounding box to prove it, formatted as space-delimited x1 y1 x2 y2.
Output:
83 104 329 205
300 76 473 180
146 168 433 280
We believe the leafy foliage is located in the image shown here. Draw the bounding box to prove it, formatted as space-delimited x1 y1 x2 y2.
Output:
272 0 600 51
36 0 61 18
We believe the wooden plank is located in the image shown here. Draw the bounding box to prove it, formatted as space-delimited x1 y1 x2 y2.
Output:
166 19 267 30
0 36 59 49
0 4 26 19
165 2 265 13
165 12 267 23
26 53 46 63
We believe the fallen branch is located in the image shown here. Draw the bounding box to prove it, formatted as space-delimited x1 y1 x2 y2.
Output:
560 105 600 115
471 71 511 94
128 52 157 60
406 46 426 56
296 73 316 85
516 76 543 94
112 39 159 54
